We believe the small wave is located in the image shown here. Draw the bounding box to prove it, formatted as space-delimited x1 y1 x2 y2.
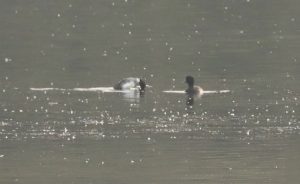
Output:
30 87 66 91
72 87 114 92
30 87 137 93
163 90 231 94
204 90 231 94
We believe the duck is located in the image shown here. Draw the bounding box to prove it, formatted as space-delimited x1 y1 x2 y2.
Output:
113 77 146 92
185 76 204 96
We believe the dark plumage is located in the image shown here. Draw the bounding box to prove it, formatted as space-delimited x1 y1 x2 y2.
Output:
185 76 204 96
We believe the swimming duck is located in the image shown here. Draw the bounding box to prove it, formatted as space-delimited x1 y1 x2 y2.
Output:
114 77 146 92
185 76 204 96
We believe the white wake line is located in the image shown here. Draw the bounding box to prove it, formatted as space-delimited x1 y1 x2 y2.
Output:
163 90 231 94
30 87 137 93
73 87 114 92
162 90 185 94
30 88 66 91
204 90 231 94
30 87 230 94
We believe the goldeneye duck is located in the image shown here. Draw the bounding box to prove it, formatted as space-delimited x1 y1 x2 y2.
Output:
185 76 204 96
114 77 146 91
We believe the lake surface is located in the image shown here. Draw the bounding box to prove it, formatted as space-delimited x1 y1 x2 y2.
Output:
0 0 299 183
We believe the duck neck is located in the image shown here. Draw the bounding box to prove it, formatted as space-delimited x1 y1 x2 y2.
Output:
188 83 194 89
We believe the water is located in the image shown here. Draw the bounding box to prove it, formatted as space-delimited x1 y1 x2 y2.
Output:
0 0 300 183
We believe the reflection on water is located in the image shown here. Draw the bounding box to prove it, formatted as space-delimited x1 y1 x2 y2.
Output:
0 87 298 141
1 0 300 183
0 83 300 183
186 95 195 107
122 89 145 103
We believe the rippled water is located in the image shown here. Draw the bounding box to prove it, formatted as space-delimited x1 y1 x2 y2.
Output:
1 0 300 183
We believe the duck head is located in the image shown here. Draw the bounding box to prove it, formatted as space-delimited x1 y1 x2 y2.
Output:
185 76 194 88
139 79 146 91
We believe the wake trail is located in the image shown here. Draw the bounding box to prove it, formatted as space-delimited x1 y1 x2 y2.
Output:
30 87 136 93
163 90 231 94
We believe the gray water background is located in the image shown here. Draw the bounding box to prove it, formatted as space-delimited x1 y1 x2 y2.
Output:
0 0 300 183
